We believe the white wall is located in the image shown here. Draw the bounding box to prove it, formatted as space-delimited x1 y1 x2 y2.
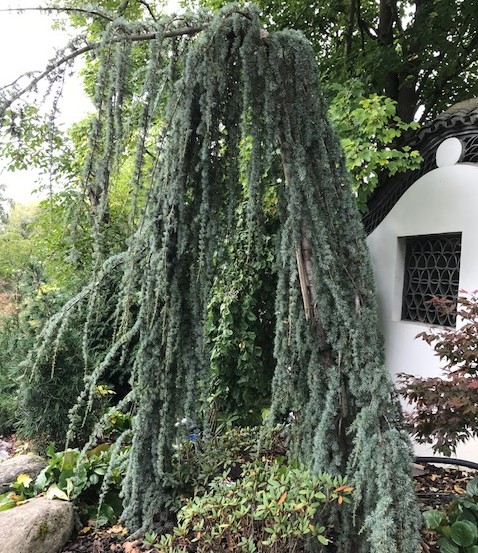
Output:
367 162 478 461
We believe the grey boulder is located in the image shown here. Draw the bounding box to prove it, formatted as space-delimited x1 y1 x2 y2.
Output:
0 497 74 553
0 454 46 493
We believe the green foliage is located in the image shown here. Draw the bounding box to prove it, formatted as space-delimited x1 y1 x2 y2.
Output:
16 298 126 450
0 105 71 176
0 492 18 512
155 458 352 552
29 191 94 289
206 203 277 425
0 313 23 434
399 292 478 456
328 81 421 209
15 288 88 447
25 116 137 289
0 442 127 525
0 203 39 290
0 184 12 229
223 0 478 124
424 478 478 553
37 443 127 526
167 425 286 508
0 203 43 435
0 473 36 511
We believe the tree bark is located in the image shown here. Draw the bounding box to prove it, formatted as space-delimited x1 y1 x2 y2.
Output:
378 0 399 101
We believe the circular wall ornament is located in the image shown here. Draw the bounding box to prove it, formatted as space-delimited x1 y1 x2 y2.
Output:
436 137 464 167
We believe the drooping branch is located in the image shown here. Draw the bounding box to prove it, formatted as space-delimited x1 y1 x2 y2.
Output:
0 6 114 22
0 22 207 118
0 5 260 118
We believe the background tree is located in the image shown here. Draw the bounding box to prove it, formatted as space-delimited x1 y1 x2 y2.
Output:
235 0 478 125
0 202 40 434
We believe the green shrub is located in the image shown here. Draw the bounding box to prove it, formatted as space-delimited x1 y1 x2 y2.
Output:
37 443 128 526
0 384 17 435
398 292 478 455
17 330 86 448
166 425 286 508
424 477 478 553
0 312 28 434
0 442 128 526
155 458 352 552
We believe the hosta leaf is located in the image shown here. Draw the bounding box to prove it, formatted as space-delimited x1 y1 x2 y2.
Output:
467 479 478 498
437 537 459 553
451 521 477 547
424 510 445 530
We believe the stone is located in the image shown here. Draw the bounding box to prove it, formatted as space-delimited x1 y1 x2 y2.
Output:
0 454 47 493
0 441 11 460
0 497 74 553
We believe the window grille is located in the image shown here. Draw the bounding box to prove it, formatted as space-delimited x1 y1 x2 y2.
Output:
401 233 461 327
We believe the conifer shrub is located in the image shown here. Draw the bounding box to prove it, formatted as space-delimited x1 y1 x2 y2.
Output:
17 324 87 448
0 317 20 434
0 285 40 435
398 292 478 456
17 275 134 449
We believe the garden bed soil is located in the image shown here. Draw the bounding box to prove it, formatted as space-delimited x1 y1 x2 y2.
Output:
57 462 477 553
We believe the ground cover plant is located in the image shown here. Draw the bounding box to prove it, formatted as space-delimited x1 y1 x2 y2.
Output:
154 458 353 552
0 442 127 526
424 477 478 553
0 4 421 552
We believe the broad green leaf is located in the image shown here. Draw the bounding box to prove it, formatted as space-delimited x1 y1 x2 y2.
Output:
451 521 477 547
424 510 446 530
0 497 16 512
35 470 48 492
437 537 459 553
61 450 78 471
45 484 69 501
467 479 478 497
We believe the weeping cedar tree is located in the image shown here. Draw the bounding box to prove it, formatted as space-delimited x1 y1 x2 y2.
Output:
16 5 420 552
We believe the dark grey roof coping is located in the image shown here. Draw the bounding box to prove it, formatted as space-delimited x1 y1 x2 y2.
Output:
364 98 478 235
410 98 478 148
